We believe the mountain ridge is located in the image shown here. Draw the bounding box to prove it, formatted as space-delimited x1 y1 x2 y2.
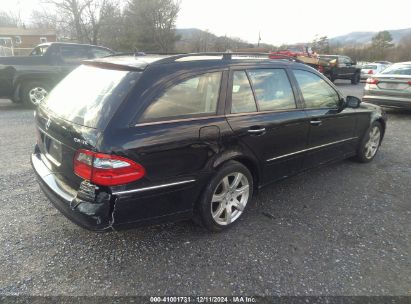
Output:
329 28 411 45
176 27 411 48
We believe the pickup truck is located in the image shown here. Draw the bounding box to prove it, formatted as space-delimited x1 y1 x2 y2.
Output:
318 55 361 84
0 42 114 107
270 50 361 85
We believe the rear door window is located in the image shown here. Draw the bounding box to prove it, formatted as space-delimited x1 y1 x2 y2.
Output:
141 72 222 122
293 70 340 109
248 69 296 111
231 71 257 114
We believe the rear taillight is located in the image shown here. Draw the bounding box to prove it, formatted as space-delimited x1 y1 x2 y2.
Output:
366 78 379 85
408 81 411 86
74 149 145 186
368 70 374 74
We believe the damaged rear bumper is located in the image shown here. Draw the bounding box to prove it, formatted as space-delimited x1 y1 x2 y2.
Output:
31 153 113 231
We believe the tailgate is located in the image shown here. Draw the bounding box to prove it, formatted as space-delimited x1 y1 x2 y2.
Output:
35 106 102 190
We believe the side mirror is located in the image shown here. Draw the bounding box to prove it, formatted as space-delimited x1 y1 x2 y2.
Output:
345 96 361 108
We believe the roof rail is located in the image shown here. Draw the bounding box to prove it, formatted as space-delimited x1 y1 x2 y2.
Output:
106 51 304 64
150 52 273 65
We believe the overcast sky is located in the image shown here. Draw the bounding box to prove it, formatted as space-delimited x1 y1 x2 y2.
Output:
5 0 411 45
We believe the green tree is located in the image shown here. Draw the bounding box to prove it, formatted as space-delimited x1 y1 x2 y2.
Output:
125 0 180 52
371 31 394 60
312 35 329 54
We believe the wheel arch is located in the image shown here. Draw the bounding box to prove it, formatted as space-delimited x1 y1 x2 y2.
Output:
212 152 261 194
14 74 55 93
375 117 386 140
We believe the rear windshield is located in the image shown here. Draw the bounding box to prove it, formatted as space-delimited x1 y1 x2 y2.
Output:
30 45 49 56
363 65 378 70
381 65 411 75
43 65 138 128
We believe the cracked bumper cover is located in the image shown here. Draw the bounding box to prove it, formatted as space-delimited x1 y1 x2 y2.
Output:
31 153 113 231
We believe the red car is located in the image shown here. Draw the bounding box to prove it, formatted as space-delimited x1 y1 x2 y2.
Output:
269 46 313 59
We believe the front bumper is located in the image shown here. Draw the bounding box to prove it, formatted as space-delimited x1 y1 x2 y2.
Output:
31 153 113 231
363 95 411 110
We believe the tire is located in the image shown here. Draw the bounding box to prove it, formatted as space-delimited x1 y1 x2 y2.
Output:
195 161 254 232
351 72 360 84
21 81 50 108
10 97 19 103
354 121 383 163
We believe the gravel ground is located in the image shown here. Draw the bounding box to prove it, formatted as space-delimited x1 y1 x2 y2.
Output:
0 82 410 296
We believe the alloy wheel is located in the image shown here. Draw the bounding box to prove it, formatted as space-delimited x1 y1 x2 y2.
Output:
211 172 250 225
29 87 48 105
364 126 381 159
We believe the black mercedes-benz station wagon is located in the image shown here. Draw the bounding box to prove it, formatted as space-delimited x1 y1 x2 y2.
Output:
31 53 387 232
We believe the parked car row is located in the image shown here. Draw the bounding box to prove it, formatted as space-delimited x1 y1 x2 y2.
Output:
363 61 411 109
360 62 391 81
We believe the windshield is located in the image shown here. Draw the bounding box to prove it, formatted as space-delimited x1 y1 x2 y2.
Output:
43 65 137 128
363 65 378 70
30 45 49 56
319 55 337 61
381 64 411 75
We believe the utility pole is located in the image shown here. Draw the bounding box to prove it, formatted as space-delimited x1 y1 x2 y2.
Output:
258 31 261 47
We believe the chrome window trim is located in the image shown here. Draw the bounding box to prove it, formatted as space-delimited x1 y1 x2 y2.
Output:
266 137 358 162
112 179 196 195
226 108 303 118
133 108 307 126
134 115 225 127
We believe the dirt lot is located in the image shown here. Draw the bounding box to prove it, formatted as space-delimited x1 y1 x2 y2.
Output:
0 81 410 296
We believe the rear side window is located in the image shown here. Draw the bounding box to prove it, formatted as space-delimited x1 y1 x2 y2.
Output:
248 69 296 111
142 72 222 121
231 71 257 114
293 70 340 109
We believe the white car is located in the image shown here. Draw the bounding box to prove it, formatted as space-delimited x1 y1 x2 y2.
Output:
361 63 390 81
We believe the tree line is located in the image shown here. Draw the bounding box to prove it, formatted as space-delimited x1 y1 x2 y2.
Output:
1 0 182 53
312 31 411 62
1 2 411 62
0 0 276 53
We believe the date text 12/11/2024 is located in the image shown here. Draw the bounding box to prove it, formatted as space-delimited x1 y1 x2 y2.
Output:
149 296 257 303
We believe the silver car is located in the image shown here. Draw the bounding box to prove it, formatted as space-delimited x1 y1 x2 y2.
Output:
363 62 411 109
360 63 389 81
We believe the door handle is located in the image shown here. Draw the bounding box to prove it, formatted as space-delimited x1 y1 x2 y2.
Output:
310 120 322 126
248 127 266 135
